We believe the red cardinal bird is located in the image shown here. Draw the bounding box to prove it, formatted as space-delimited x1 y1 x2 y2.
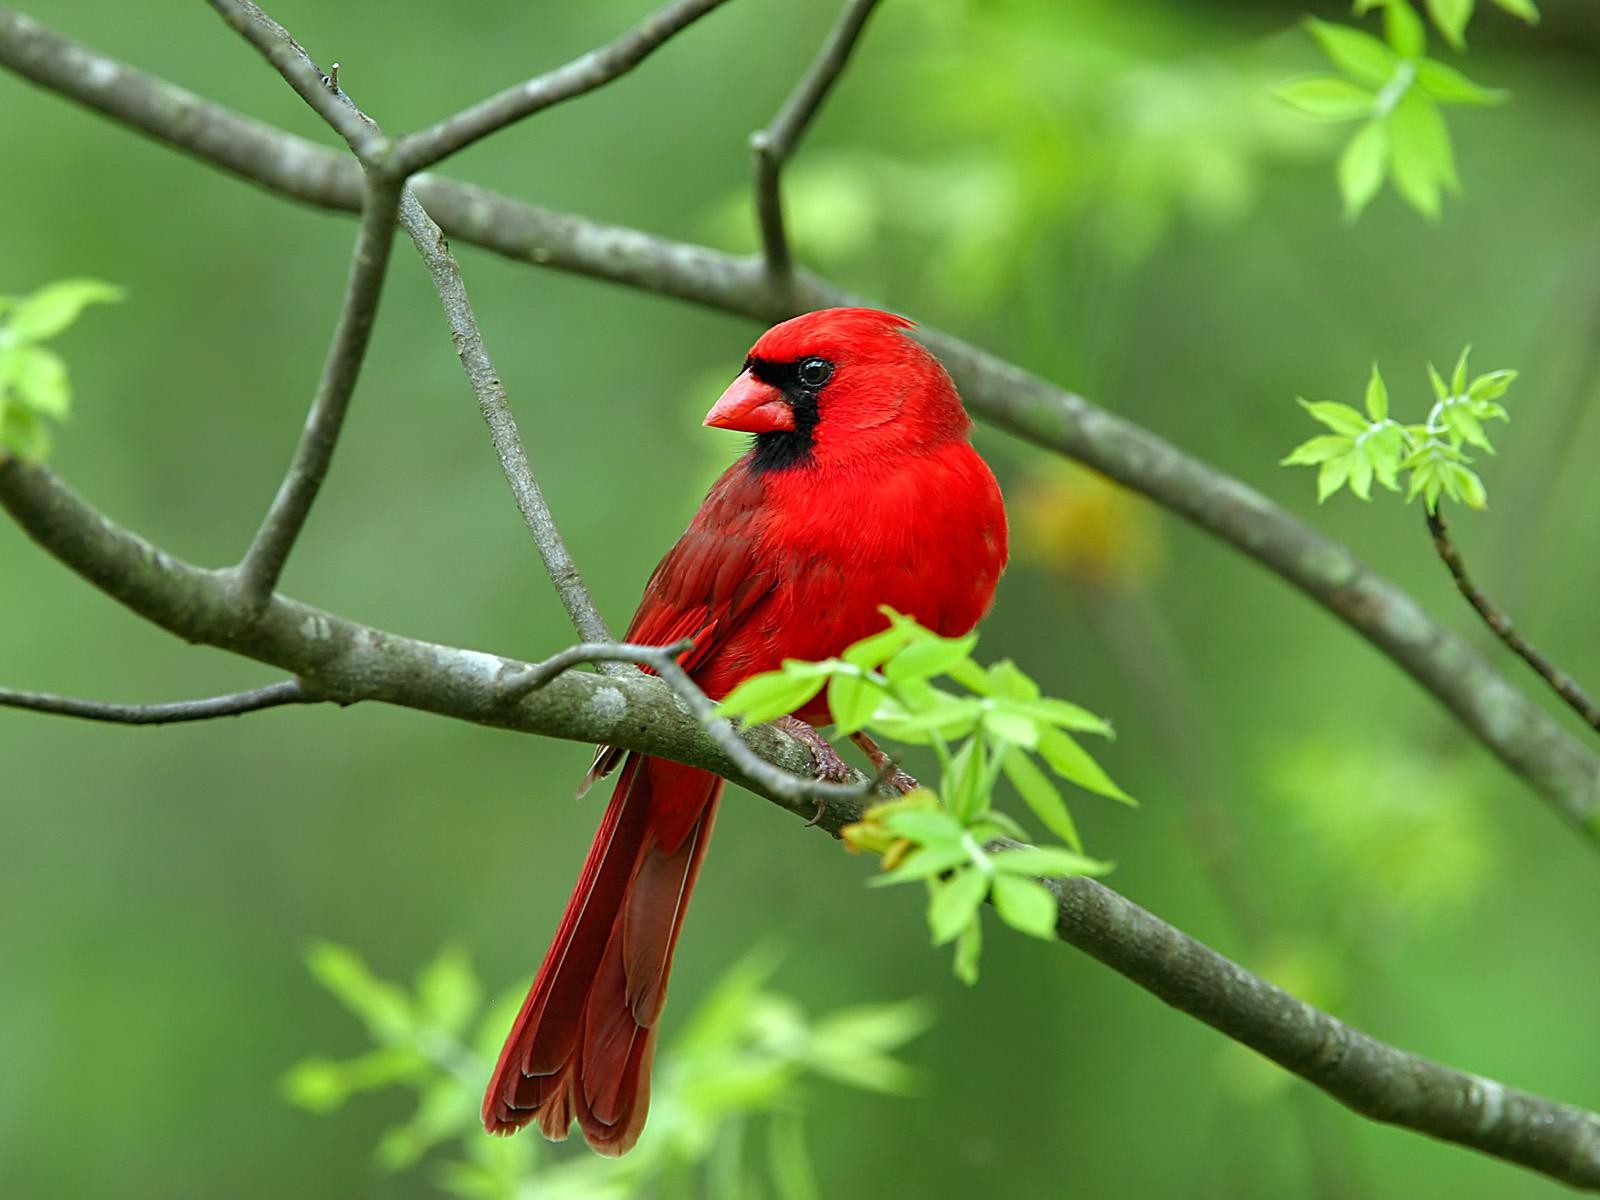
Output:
482 307 1007 1153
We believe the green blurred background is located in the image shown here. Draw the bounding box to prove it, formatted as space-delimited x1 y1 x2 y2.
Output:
4 0 1599 1195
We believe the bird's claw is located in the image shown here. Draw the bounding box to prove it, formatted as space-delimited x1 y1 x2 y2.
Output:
774 715 855 783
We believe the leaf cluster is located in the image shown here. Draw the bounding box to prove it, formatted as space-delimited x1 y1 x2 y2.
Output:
284 942 930 1199
0 278 123 460
1282 347 1513 510
716 609 1127 983
1275 0 1536 218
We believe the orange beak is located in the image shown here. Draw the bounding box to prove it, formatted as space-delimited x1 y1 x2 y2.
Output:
703 370 794 434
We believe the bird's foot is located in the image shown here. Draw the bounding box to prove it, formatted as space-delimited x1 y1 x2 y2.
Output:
849 731 921 796
774 715 855 783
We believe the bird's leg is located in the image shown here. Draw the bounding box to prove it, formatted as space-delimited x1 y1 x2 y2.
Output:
849 731 920 796
774 715 855 783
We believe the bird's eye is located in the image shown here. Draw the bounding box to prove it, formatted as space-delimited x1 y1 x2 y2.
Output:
797 358 833 389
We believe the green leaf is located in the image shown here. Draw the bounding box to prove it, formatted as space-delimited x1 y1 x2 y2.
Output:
1450 462 1488 509
944 736 989 824
982 702 1040 749
884 633 978 684
1381 0 1429 56
927 867 988 945
716 667 827 726
986 659 1040 701
1427 360 1450 402
991 845 1112 878
5 278 124 343
868 841 974 886
1450 345 1471 395
416 946 480 1037
1317 453 1354 502
1388 90 1456 218
1297 398 1371 436
828 670 885 736
1416 58 1507 106
1364 364 1389 421
12 347 71 419
1338 119 1389 220
1281 434 1354 467
768 1112 821 1200
1001 747 1083 851
1010 697 1113 737
843 624 910 672
1489 0 1538 23
1274 74 1374 121
882 807 964 847
1426 0 1474 48
1468 368 1516 401
1038 726 1135 805
990 875 1059 940
1 405 51 462
304 941 415 1044
952 912 982 985
1348 444 1375 500
1305 18 1399 86
811 999 936 1054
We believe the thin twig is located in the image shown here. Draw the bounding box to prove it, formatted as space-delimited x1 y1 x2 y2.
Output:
3 455 1599 1190
204 0 382 160
393 0 734 174
500 639 875 805
1427 505 1600 731
232 174 402 606
0 679 309 724
750 0 883 280
203 0 616 649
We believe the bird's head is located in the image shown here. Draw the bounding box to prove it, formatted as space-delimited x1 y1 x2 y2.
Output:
705 307 969 471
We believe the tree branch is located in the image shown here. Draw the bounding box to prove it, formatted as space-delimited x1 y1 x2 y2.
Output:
203 0 381 161
750 0 882 280
0 679 310 725
2 452 1596 1190
2 9 1597 845
231 174 401 606
393 0 735 175
1426 505 1600 731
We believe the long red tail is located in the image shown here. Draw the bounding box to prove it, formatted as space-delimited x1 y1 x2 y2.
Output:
481 754 721 1155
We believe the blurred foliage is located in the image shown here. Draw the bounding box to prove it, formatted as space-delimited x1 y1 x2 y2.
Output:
285 943 931 1199
1284 346 1515 507
5 1 1600 1198
0 277 122 460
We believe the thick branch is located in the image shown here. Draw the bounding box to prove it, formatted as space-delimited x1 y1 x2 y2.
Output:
232 175 401 605
2 9 1597 843
750 0 882 279
0 679 310 725
3 454 1597 1190
1427 506 1600 732
394 0 734 174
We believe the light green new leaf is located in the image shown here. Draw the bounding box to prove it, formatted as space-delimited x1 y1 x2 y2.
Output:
1450 345 1472 395
986 659 1040 701
943 736 989 823
1489 0 1538 22
1305 18 1399 86
1388 90 1456 218
6 278 124 343
416 947 480 1037
883 806 965 847
1450 462 1489 509
991 845 1112 878
1382 0 1428 57
1281 434 1354 467
0 405 51 461
1317 453 1355 502
1038 726 1135 805
12 347 71 419
828 670 885 735
1011 697 1113 737
305 941 416 1044
1347 444 1375 500
1468 369 1516 401
843 624 911 672
927 867 988 945
1426 0 1474 47
1338 119 1389 219
1274 74 1374 121
716 667 827 726
990 875 1059 940
982 702 1040 749
953 913 982 985
885 633 978 684
1364 363 1389 421
1416 58 1507 106
1002 746 1083 851
1297 399 1371 437
867 841 974 887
